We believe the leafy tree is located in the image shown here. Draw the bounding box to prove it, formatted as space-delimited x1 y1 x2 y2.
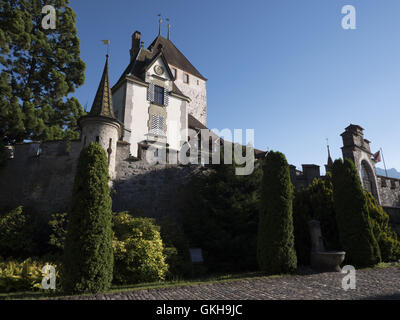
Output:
182 149 262 273
62 143 113 294
331 158 381 268
112 212 168 284
365 191 400 262
257 151 297 274
0 0 86 145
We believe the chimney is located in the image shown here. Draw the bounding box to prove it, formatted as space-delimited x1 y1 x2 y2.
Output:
130 31 141 62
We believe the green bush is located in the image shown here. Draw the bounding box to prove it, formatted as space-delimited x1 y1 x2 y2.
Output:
293 173 341 265
159 217 192 279
0 207 34 258
62 143 114 294
257 151 297 274
48 213 68 253
366 192 400 262
112 212 168 284
182 151 262 273
0 259 57 293
331 158 381 267
293 188 312 266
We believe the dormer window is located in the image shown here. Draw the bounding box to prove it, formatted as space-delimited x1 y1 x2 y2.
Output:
172 68 177 79
154 85 164 105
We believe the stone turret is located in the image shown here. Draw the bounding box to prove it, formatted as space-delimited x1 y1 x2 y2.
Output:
79 55 123 180
341 124 380 203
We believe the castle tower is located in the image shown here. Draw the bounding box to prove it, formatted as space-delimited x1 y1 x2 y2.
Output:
341 124 381 204
79 55 122 179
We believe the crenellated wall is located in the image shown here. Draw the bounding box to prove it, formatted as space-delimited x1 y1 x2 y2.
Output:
377 175 400 207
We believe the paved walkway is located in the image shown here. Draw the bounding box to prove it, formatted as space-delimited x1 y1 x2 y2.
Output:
66 266 400 300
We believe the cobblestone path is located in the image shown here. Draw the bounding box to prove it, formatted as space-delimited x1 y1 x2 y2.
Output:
66 266 400 300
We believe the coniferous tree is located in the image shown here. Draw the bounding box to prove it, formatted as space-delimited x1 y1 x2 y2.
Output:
257 151 297 274
63 143 113 294
0 0 86 145
331 158 381 267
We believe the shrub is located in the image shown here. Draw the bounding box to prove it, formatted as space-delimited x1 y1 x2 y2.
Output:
0 207 34 258
48 213 68 253
0 259 57 293
293 188 313 266
112 212 168 284
182 152 262 273
159 217 192 279
257 151 297 274
366 192 400 262
293 173 341 265
331 158 381 267
62 143 114 294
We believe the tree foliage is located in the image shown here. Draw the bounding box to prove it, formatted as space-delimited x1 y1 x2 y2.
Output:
293 173 341 265
331 158 381 268
182 149 262 273
257 151 297 274
365 191 400 262
62 143 113 294
0 0 86 144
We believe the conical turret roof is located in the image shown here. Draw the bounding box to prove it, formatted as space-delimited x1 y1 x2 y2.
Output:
89 55 115 118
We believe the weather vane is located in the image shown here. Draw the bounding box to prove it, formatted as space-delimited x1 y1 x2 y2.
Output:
166 18 171 40
101 39 110 56
158 14 163 35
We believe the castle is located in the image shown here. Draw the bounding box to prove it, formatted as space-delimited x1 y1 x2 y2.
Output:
0 30 399 233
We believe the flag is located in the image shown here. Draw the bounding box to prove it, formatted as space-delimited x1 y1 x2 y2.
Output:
372 150 382 163
101 40 110 45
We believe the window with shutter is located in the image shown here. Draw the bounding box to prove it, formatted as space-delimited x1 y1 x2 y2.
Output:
147 83 155 102
164 88 169 106
151 114 165 136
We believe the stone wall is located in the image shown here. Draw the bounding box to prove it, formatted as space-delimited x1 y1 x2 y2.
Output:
0 141 81 216
377 175 400 207
112 153 201 219
0 140 201 219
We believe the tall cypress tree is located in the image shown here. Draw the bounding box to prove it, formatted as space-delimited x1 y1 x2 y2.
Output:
257 151 297 274
331 158 381 268
63 143 113 294
0 0 86 145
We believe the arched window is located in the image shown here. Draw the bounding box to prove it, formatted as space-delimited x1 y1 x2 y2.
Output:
361 160 378 200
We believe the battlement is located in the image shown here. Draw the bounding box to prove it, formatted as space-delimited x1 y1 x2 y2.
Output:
377 175 400 207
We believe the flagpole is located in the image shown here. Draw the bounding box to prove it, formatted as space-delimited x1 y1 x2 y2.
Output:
380 148 388 177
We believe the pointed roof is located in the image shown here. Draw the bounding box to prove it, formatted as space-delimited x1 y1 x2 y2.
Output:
327 145 333 167
113 34 206 93
90 55 116 118
148 35 207 81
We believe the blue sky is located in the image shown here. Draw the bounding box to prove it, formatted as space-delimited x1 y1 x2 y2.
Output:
69 0 400 172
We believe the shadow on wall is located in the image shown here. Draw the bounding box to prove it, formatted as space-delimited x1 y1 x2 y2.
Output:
111 159 202 219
